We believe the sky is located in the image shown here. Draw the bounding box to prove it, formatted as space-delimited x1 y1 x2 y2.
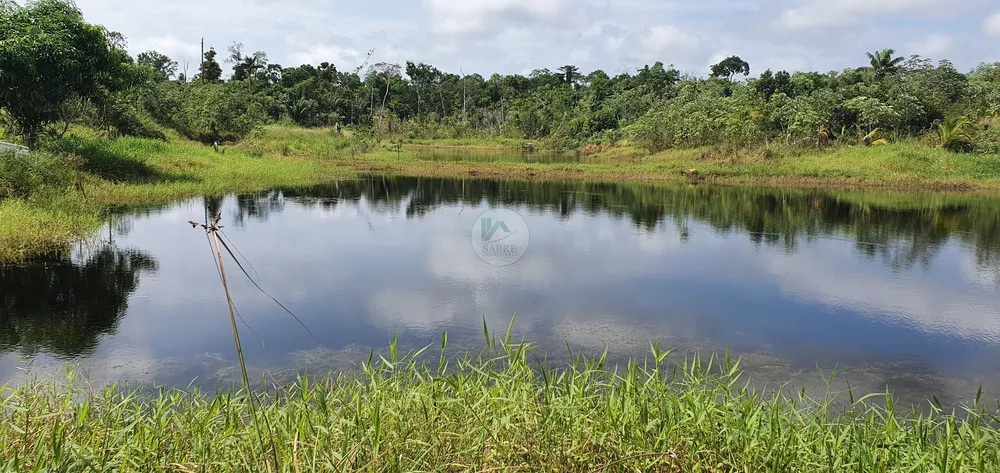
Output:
73 0 1000 78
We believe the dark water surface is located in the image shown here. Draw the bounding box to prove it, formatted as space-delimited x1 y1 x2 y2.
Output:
3 177 1000 405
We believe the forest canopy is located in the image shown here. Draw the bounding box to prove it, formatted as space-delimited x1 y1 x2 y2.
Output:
1 0 999 154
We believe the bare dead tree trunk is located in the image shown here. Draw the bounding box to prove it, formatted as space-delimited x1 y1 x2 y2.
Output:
460 69 467 123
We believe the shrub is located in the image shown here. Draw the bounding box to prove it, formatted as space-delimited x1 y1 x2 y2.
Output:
95 97 168 141
626 107 673 153
147 82 267 144
0 151 81 198
939 117 973 153
972 121 1000 154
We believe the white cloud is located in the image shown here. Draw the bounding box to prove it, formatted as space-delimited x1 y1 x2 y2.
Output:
762 249 1000 343
425 0 580 37
985 12 1000 36
131 36 201 62
289 46 363 69
775 8 856 30
605 25 702 64
766 55 811 72
907 33 953 58
775 0 936 30
639 26 699 54
608 0 759 13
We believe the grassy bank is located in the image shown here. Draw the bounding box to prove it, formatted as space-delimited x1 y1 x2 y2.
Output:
246 126 1000 189
2 125 1000 263
2 338 999 472
382 144 1000 190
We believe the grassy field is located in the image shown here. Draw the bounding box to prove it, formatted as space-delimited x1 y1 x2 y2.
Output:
2 124 1000 263
2 336 998 472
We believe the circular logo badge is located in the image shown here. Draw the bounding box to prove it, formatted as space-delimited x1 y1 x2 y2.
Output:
471 209 530 266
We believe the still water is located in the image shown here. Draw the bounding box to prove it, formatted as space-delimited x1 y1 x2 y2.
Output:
2 177 1000 405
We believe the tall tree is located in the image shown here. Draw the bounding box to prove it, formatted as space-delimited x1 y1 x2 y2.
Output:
866 48 904 78
558 65 580 88
137 50 178 81
199 48 223 83
754 69 793 99
226 42 267 82
0 0 131 148
369 62 401 129
406 62 444 116
710 56 751 81
635 62 680 96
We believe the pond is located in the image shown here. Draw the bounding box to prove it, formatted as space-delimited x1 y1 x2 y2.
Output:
3 176 1000 406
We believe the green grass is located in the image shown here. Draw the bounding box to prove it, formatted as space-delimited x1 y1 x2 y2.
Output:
57 132 350 207
2 334 999 472
0 195 99 262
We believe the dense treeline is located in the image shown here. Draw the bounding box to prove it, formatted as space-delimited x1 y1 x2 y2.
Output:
2 0 999 153
139 49 1000 153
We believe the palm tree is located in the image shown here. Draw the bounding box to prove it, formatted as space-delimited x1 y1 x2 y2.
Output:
860 128 888 146
939 117 973 152
865 48 904 78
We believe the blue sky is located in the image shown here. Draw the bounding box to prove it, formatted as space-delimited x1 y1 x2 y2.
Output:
75 0 1000 78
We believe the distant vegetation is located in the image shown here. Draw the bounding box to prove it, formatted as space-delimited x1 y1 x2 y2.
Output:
1 0 999 155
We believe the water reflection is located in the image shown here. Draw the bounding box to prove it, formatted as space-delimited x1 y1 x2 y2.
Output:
1 177 999 406
407 148 582 164
0 247 157 357
267 177 1000 274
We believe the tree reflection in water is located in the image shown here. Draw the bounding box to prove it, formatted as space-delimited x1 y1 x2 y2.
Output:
0 247 157 358
258 177 1000 276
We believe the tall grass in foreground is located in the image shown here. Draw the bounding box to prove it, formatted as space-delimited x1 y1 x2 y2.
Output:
2 331 999 472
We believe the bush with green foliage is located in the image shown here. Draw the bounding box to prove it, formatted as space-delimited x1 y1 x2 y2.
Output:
92 90 168 141
974 126 1000 153
0 151 80 198
147 81 267 143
